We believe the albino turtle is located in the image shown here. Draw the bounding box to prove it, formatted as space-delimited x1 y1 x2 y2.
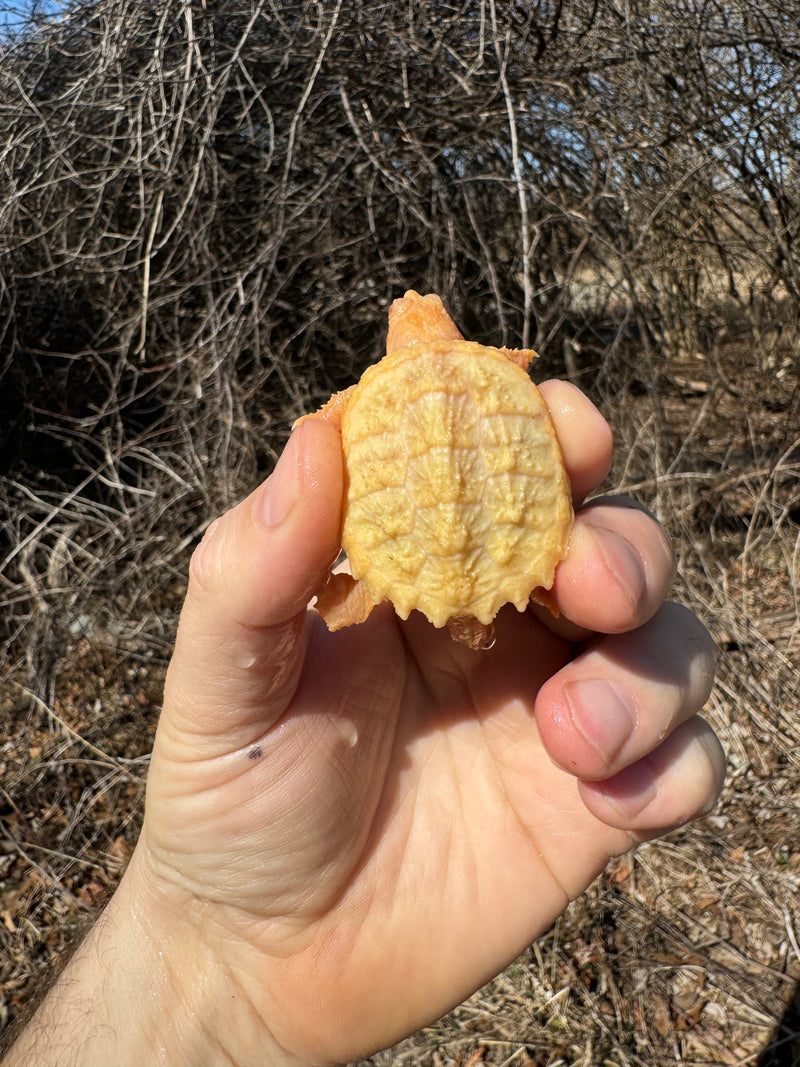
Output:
302 290 574 650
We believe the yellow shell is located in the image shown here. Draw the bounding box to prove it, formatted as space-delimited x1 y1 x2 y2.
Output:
305 291 574 647
342 340 572 628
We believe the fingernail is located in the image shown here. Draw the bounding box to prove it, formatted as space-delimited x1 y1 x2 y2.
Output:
696 731 725 816
257 429 303 529
598 758 658 817
591 526 646 614
565 678 637 764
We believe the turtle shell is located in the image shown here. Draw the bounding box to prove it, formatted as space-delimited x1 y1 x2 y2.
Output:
340 338 573 629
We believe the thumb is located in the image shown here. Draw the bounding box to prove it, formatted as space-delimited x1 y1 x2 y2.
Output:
161 417 344 750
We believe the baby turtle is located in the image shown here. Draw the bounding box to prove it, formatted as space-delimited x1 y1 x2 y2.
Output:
303 290 574 650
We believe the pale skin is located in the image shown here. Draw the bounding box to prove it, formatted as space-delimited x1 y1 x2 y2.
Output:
3 382 724 1067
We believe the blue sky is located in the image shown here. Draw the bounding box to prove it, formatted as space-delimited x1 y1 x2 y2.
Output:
0 0 67 35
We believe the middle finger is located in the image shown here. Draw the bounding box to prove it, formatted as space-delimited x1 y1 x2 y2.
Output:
531 497 676 639
535 601 717 783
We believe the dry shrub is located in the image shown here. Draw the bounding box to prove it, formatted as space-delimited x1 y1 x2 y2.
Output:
0 0 799 1062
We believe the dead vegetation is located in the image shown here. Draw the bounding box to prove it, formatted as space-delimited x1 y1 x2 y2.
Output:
0 0 799 1063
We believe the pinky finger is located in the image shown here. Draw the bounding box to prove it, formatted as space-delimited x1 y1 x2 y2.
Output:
578 717 726 839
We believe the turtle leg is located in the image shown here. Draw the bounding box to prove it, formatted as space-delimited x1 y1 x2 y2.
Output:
314 571 378 630
500 346 539 371
294 384 356 432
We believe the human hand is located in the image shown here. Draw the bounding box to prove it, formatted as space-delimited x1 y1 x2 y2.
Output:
118 380 721 1065
11 383 719 1067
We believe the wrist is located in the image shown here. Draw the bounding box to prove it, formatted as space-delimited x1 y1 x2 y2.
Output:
3 845 314 1067
113 845 316 1067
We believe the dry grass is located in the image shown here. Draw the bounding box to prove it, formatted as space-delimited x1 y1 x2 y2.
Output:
1 0 800 1063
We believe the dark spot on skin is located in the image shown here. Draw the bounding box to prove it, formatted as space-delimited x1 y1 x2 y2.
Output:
248 745 263 760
